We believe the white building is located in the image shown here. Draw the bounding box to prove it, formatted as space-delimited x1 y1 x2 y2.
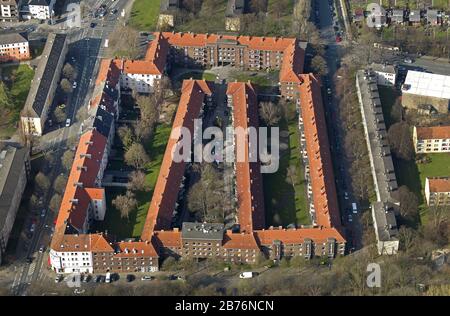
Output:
121 60 162 93
0 0 19 21
413 125 450 153
425 177 450 207
369 63 396 86
402 70 450 113
28 0 55 20
49 248 93 274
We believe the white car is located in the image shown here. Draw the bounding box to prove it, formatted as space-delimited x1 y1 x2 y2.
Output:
65 118 71 127
348 215 353 222
141 276 154 281
72 81 77 89
239 272 256 279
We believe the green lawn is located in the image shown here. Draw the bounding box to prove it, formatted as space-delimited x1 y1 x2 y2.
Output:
0 64 34 139
99 124 172 239
129 0 161 31
263 106 310 227
174 0 227 34
395 153 450 223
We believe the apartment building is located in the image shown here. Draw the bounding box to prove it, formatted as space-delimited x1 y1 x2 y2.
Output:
356 69 399 255
21 33 67 136
368 63 396 86
0 0 19 22
28 0 55 20
0 143 29 265
141 32 305 99
425 177 450 207
0 32 30 63
402 70 450 114
49 58 162 274
144 79 345 264
413 125 450 153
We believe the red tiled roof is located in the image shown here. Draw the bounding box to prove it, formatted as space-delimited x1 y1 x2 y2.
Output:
152 230 182 248
115 241 158 257
50 233 113 253
141 80 213 240
144 32 169 74
427 177 450 193
122 60 162 75
416 125 450 140
85 188 104 200
158 32 304 84
222 232 259 249
279 40 305 83
54 129 107 232
255 227 346 244
226 82 265 233
298 74 341 228
96 59 121 87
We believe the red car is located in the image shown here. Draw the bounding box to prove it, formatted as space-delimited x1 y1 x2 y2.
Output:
335 35 342 43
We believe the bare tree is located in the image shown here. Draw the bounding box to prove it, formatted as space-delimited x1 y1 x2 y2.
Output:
49 194 62 212
124 142 150 169
112 190 138 221
388 122 414 161
61 150 74 172
117 125 134 150
62 63 77 81
397 186 419 221
53 174 68 194
128 170 147 192
311 55 328 76
60 78 73 94
54 107 67 123
35 172 50 193
259 101 281 126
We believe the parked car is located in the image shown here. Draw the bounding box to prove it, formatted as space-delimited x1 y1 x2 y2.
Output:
26 257 33 264
239 272 257 279
65 118 71 127
352 202 358 214
141 275 154 281
83 275 91 283
404 57 413 64
94 275 102 283
90 22 96 28
39 246 45 253
41 209 46 218
126 274 135 282
72 81 77 89
105 272 111 283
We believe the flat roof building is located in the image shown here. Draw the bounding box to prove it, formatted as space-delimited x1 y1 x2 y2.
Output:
356 69 399 255
0 143 29 264
21 33 67 136
402 70 450 114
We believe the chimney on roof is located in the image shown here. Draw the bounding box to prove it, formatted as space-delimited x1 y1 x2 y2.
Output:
70 199 79 204
74 182 83 188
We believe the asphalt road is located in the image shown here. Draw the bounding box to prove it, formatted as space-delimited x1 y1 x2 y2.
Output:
316 0 362 250
8 0 130 296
